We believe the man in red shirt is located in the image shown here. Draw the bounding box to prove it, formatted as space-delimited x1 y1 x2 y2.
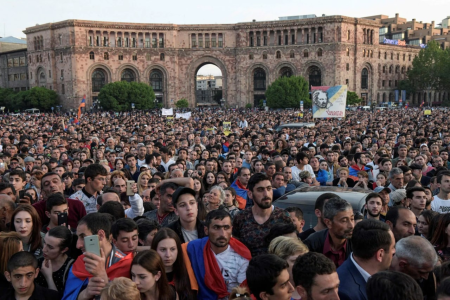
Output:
303 197 354 268
33 172 86 230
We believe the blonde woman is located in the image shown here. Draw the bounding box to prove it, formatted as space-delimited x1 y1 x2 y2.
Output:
137 171 152 195
268 236 309 300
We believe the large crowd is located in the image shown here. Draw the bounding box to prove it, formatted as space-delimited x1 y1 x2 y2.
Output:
0 107 450 300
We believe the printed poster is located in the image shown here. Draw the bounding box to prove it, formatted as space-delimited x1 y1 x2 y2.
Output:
312 85 347 118
223 122 231 136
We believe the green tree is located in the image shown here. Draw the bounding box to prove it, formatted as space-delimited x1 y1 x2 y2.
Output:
0 87 58 111
98 81 155 111
245 103 252 109
265 76 310 108
405 41 450 95
175 98 189 108
346 91 362 106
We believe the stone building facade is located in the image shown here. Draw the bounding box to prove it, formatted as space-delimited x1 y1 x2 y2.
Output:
23 16 427 109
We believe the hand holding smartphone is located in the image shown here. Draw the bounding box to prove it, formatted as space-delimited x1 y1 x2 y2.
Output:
84 235 101 257
58 212 68 227
126 180 135 196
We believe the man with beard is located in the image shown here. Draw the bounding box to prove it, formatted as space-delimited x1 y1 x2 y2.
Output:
407 187 427 219
304 198 354 268
143 177 194 226
337 220 395 300
385 207 417 242
364 193 384 221
183 209 251 299
232 173 292 257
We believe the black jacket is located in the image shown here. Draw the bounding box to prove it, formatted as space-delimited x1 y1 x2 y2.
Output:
166 218 207 243
303 229 352 260
0 283 60 300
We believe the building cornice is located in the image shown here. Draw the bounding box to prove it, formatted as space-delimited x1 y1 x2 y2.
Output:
23 16 382 35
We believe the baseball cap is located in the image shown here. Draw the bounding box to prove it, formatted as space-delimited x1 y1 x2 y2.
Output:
373 186 391 193
172 187 196 206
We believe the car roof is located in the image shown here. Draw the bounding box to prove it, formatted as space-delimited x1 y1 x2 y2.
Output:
274 186 370 211
276 123 316 131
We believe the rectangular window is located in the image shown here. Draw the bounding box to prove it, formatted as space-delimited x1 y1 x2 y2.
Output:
152 37 157 48
118 54 123 60
382 80 385 87
159 36 164 48
199 36 203 48
19 57 26 66
192 35 197 48
30 72 32 79
346 63 349 71
7 59 13 68
132 38 136 48
250 37 254 47
89 36 93 46
14 74 20 81
257 36 261 47
145 38 150 48
62 84 65 94
306 34 310 44
346 79 349 85
285 35 288 45
389 80 392 87
103 37 108 47
49 70 51 78
132 54 137 61
212 37 216 47
20 73 27 80
8 74 13 81
263 36 268 46
125 38 129 47
117 37 122 47
96 36 100 46
13 58 19 67
278 35 282 45
292 34 295 44
395 80 398 87
205 40 210 48
218 34 223 47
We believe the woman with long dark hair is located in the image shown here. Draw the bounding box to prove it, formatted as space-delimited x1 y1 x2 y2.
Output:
10 204 44 258
36 226 74 294
151 228 195 300
430 213 450 261
131 250 178 300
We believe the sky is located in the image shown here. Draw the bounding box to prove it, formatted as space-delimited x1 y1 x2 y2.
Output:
2 0 448 76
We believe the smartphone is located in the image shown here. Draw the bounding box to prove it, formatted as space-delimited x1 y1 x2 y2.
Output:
58 212 68 227
126 180 135 196
84 235 101 257
19 190 25 199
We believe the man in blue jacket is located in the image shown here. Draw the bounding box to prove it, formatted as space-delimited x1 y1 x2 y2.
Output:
310 156 329 186
337 219 395 300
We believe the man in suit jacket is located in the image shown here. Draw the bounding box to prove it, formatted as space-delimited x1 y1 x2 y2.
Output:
337 219 395 300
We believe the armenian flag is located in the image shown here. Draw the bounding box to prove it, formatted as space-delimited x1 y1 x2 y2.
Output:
404 103 409 109
420 100 425 107
77 95 86 119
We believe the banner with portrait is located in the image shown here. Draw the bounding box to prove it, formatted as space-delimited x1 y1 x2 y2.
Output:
311 85 347 118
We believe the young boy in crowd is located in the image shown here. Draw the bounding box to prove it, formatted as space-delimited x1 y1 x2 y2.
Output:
2 251 60 300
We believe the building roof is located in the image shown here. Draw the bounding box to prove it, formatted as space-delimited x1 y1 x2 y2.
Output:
0 36 27 44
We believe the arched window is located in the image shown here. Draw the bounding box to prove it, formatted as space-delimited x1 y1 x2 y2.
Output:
401 66 405 74
384 52 387 59
346 48 350 56
89 52 95 60
347 30 351 40
104 52 109 60
160 53 165 61
304 50 309 58
363 49 366 57
38 70 46 87
308 66 321 87
391 52 394 60
290 50 295 58
92 69 106 92
254 68 266 91
361 68 369 89
389 65 393 74
280 67 293 78
383 66 386 73
121 69 135 82
383 93 386 102
317 48 323 57
150 70 163 91
276 51 281 59
395 66 400 74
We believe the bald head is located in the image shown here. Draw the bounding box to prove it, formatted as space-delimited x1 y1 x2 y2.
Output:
102 192 120 204
113 178 126 194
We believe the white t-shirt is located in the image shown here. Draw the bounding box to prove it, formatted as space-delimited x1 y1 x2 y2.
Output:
213 245 249 292
291 164 316 181
431 195 450 213
137 158 146 166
